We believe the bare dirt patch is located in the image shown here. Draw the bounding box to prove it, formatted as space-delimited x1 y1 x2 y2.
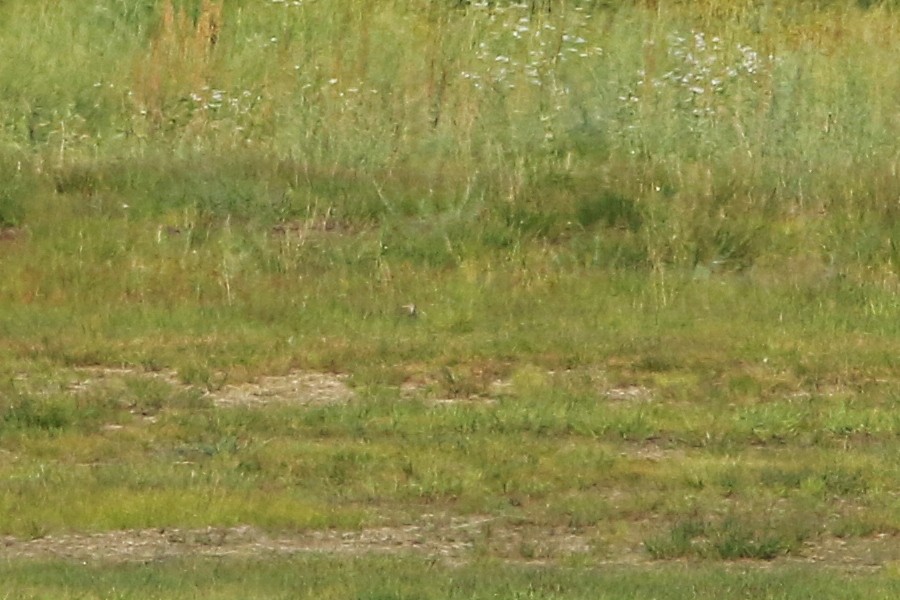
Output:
605 385 653 402
65 367 355 409
2 520 896 570
795 534 900 570
68 366 182 392
0 517 594 564
208 371 354 407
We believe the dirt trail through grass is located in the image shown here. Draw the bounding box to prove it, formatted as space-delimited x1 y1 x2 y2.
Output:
0 515 597 564
2 521 896 571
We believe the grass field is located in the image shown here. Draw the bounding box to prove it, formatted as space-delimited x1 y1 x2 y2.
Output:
4 556 900 599
1 0 899 597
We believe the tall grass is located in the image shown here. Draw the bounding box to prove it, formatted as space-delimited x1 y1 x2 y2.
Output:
1 0 897 269
0 0 897 367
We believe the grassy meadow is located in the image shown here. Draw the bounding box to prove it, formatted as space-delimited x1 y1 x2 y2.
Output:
1 0 900 596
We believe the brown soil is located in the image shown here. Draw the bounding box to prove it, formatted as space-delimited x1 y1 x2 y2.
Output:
0 517 595 564
209 371 354 407
2 520 896 569
66 367 355 408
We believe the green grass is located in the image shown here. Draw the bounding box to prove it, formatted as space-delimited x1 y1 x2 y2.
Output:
1 0 900 596
3 557 900 600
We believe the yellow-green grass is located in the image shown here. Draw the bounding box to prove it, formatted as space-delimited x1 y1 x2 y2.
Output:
1 0 900 595
3 556 900 600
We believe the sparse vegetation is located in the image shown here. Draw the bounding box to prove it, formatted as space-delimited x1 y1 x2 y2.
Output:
1 0 899 596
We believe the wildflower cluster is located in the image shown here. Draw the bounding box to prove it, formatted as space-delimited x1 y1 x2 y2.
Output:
623 31 775 118
186 87 262 113
459 3 601 93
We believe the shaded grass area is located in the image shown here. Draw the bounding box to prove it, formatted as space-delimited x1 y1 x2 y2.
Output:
3 556 900 600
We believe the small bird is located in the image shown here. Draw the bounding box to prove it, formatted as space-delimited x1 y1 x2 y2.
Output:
400 303 418 318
